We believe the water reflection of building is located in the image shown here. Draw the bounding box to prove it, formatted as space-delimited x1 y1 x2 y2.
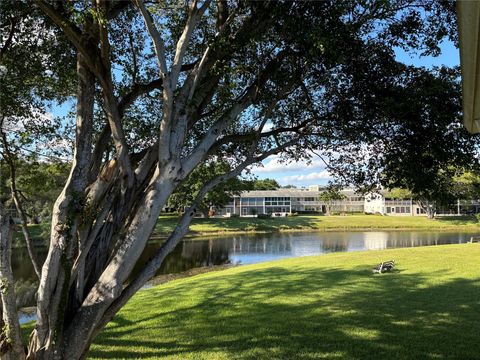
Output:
361 232 389 250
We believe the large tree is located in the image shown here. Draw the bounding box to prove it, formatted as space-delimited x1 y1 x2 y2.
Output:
327 66 480 218
167 160 249 216
0 1 470 359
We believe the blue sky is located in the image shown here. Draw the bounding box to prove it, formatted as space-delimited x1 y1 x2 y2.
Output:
49 41 460 188
250 41 461 188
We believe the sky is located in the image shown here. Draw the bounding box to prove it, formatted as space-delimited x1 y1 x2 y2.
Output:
249 41 461 188
49 41 461 188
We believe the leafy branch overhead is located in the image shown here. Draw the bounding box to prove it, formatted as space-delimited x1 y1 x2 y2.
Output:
0 1 477 359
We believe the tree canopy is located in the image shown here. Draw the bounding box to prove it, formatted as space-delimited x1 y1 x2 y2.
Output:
250 178 280 190
0 1 476 359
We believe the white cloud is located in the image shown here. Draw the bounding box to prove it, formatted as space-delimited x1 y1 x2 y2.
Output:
252 153 328 174
281 170 332 182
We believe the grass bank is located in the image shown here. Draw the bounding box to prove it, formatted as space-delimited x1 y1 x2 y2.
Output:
154 214 480 237
87 243 480 359
16 215 480 246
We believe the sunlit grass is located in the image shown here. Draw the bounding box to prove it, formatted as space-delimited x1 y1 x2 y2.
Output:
154 214 480 237
87 243 480 359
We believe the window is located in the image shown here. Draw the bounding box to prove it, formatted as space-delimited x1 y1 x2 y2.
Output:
406 207 410 214
386 207 391 213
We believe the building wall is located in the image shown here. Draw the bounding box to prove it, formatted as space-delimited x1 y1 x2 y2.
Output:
216 188 478 217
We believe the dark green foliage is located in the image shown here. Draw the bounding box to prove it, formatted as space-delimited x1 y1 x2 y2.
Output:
325 66 480 214
167 161 250 215
0 159 69 223
249 179 280 191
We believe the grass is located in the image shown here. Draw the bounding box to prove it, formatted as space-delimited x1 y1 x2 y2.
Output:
85 243 480 359
16 215 480 246
154 214 480 237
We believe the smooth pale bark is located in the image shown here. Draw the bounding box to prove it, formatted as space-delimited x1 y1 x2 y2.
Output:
26 2 303 359
27 53 95 360
419 199 436 219
77 145 294 356
62 175 175 357
0 209 26 360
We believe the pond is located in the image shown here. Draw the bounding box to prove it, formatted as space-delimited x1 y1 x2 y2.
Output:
13 231 478 284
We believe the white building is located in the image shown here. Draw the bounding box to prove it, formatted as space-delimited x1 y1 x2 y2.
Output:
214 186 477 218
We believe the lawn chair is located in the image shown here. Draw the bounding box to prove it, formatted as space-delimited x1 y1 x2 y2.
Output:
372 260 395 274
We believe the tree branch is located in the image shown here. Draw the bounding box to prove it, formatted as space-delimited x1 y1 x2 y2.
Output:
134 0 168 78
182 51 288 174
0 16 17 63
33 0 101 78
93 136 297 338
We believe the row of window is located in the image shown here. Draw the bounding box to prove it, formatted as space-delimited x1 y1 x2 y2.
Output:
241 197 264 206
265 197 290 206
385 200 412 205
266 202 290 206
238 196 365 204
386 206 411 214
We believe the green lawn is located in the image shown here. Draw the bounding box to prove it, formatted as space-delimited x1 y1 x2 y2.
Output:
87 244 480 359
16 215 480 245
154 214 480 237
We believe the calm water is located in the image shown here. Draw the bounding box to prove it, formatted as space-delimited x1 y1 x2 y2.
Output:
12 231 478 283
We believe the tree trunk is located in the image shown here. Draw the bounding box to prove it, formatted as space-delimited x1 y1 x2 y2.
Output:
60 177 175 358
0 207 26 360
423 200 436 219
427 209 435 219
27 52 95 360
0 131 42 279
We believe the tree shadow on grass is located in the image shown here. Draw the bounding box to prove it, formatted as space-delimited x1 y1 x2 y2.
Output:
90 266 480 359
435 215 479 226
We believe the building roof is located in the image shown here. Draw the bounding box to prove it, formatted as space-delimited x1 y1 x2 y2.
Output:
238 188 363 198
457 1 480 134
239 189 315 197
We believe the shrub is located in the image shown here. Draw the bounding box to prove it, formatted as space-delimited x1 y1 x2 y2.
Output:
257 213 272 219
230 213 240 218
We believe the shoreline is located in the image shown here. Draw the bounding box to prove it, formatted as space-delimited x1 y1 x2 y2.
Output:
18 242 480 327
15 225 480 247
149 225 480 241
